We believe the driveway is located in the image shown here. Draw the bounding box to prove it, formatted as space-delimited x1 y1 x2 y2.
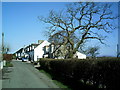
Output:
2 60 59 88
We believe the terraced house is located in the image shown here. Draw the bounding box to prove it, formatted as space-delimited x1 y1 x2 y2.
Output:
15 40 86 62
24 43 39 62
43 43 86 59
15 40 50 62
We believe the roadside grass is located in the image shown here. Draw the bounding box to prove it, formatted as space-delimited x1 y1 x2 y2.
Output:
39 69 70 89
5 61 13 67
39 70 52 79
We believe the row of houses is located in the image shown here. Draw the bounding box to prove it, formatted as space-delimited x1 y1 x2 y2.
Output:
15 40 86 62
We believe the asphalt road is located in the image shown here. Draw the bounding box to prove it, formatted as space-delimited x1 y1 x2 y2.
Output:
2 60 59 88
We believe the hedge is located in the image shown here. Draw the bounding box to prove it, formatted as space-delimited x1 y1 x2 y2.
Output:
39 58 120 89
3 54 13 60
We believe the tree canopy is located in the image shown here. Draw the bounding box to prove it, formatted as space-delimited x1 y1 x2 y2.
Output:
39 2 117 58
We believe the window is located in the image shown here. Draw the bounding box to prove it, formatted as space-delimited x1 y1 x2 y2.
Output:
32 46 34 49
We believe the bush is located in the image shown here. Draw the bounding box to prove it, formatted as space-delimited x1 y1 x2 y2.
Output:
5 61 13 67
3 54 13 60
39 58 120 89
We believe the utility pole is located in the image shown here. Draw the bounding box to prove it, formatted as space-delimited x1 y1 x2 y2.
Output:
117 1 120 58
2 32 4 60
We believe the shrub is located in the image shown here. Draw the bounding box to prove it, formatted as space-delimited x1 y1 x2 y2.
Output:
39 58 120 89
5 61 13 67
3 54 13 60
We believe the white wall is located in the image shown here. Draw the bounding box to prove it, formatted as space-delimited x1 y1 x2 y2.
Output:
29 51 34 61
0 61 3 70
34 41 50 61
74 51 86 59
77 52 86 59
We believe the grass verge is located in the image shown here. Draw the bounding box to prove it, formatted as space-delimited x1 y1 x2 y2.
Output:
39 69 70 89
5 61 13 67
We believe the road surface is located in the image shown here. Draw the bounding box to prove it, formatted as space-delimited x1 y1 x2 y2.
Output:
2 60 59 88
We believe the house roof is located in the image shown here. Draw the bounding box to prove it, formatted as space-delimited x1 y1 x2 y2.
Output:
15 40 46 54
38 40 44 44
15 48 23 53
50 42 63 45
25 44 39 48
31 44 39 46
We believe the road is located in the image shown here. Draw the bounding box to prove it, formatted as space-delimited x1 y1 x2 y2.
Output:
2 60 59 88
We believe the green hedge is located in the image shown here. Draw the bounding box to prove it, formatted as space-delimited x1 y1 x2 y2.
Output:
39 58 120 89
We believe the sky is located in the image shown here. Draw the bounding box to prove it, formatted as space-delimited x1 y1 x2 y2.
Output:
0 2 1 42
1 2 119 57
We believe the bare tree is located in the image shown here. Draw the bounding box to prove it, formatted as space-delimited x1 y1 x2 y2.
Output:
39 2 117 58
0 44 10 54
87 46 100 58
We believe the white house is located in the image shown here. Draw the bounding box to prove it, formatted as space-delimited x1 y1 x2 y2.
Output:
34 40 50 61
73 51 86 59
43 43 86 59
15 48 23 59
15 40 86 62
24 44 39 62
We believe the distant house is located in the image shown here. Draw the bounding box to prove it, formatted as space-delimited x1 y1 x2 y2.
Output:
24 44 39 62
15 43 39 61
15 40 86 62
15 47 29 60
15 48 23 59
43 43 64 59
15 40 50 62
34 40 50 61
73 51 86 59
43 43 86 59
